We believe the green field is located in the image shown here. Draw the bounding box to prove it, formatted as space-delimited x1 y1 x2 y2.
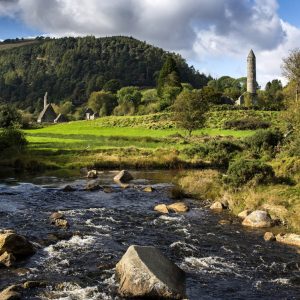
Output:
16 114 255 169
25 121 254 151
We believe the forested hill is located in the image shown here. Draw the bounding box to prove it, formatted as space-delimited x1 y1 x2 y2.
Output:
0 36 211 111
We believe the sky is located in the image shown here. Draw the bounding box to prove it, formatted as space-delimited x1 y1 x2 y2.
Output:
0 0 299 87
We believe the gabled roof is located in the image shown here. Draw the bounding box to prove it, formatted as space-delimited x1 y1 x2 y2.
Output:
85 108 94 114
37 104 57 122
54 113 68 123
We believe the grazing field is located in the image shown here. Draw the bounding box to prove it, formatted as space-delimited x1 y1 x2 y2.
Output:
25 122 254 151
17 114 256 169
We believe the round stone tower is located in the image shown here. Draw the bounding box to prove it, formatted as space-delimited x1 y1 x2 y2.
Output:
247 49 256 94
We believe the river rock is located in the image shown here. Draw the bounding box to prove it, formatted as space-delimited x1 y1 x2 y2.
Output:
0 233 35 258
54 219 70 228
114 170 133 184
0 251 16 267
85 180 102 191
154 204 169 214
167 202 189 213
210 201 224 211
23 281 47 289
238 210 251 219
103 187 114 193
87 170 98 179
116 245 186 299
50 212 64 222
143 186 154 193
218 219 232 225
242 210 272 228
49 212 69 228
0 285 22 300
264 232 276 242
276 233 300 247
80 167 88 175
62 185 76 192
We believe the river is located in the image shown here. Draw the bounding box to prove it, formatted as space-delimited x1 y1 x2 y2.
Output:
0 170 299 299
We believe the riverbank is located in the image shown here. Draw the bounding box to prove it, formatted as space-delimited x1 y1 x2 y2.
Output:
177 169 300 234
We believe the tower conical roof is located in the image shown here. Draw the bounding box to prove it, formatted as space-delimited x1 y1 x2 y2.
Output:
248 49 255 58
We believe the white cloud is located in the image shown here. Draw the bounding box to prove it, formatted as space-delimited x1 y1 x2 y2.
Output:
0 0 299 86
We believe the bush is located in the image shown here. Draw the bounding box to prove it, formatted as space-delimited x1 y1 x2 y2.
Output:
245 129 283 153
0 104 22 128
224 159 275 187
184 140 243 168
0 128 27 153
223 118 270 130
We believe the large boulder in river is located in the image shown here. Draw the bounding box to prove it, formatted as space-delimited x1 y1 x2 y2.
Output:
242 210 272 228
114 170 133 184
276 233 300 248
116 245 186 299
0 233 35 258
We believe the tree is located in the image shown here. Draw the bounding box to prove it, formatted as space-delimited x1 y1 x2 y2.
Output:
103 79 122 94
114 87 142 115
88 91 117 116
0 104 22 128
282 48 300 102
173 90 208 136
157 56 182 97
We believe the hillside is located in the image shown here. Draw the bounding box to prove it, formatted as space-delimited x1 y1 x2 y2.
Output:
0 36 210 111
0 39 40 51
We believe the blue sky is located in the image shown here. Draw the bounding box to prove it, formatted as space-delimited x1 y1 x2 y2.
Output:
0 0 299 87
278 0 300 27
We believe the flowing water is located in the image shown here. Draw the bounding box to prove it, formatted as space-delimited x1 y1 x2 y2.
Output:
0 170 299 300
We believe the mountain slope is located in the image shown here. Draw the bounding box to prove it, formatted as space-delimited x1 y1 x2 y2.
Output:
0 36 210 111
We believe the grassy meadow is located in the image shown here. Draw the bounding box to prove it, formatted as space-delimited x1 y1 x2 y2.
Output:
19 114 255 169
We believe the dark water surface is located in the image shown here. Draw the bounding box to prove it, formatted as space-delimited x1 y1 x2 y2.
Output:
0 170 299 299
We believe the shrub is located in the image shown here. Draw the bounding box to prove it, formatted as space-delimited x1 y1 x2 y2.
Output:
223 118 270 130
245 129 283 153
0 104 22 128
184 140 243 168
0 128 27 153
224 159 275 187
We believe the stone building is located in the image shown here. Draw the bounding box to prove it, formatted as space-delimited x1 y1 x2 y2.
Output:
54 113 68 123
37 92 57 123
236 49 257 106
85 108 99 120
